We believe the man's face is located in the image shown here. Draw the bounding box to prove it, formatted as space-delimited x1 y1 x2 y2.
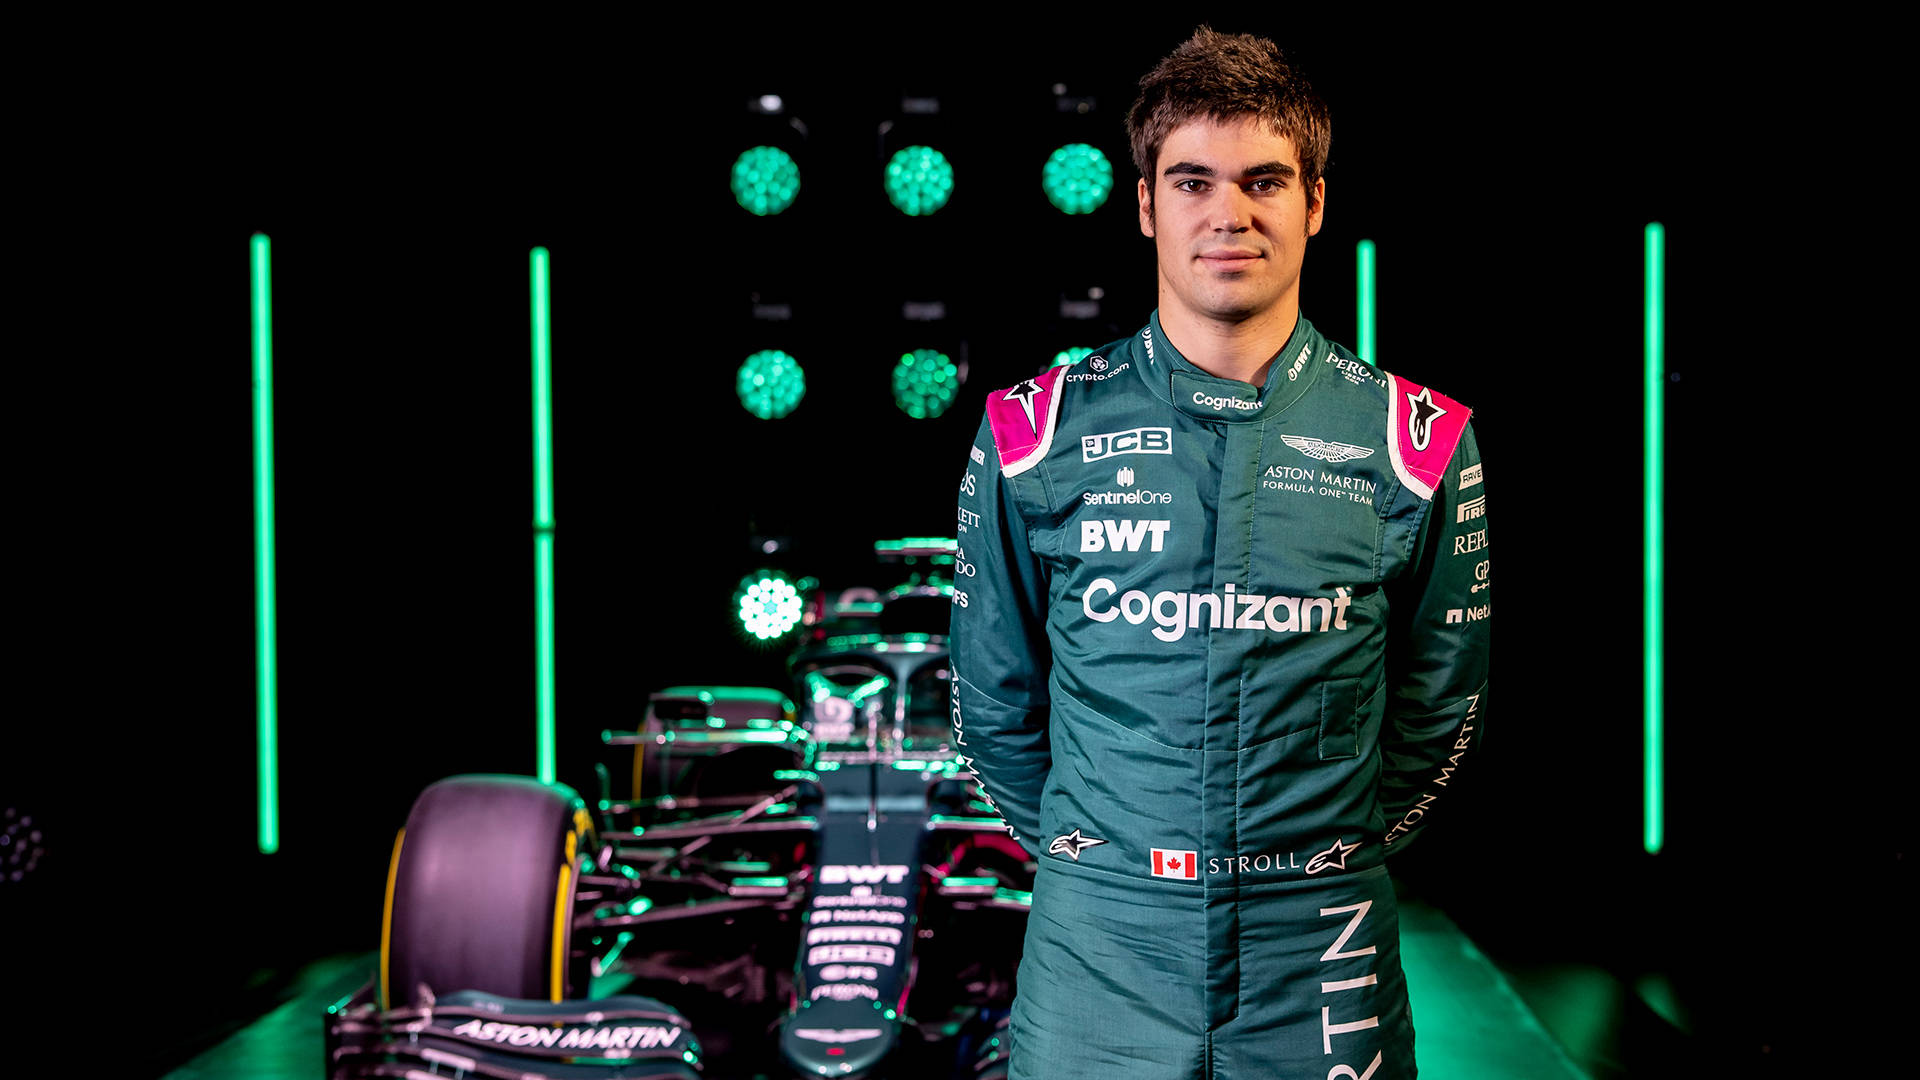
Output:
1139 115 1325 330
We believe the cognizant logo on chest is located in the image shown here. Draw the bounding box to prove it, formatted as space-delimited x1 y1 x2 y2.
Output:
1081 579 1353 642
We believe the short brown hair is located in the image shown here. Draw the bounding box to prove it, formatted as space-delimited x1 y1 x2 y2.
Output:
1127 27 1331 209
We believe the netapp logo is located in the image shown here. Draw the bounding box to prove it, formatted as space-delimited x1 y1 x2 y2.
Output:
1445 605 1490 624
1082 427 1172 462
1083 579 1353 642
1080 519 1170 553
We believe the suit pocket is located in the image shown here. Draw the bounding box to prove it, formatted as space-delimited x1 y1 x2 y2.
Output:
1319 677 1361 760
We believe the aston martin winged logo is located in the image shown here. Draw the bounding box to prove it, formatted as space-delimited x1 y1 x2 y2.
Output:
1049 828 1106 861
1281 435 1376 464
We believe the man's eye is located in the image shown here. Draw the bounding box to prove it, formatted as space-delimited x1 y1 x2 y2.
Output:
1175 179 1206 192
1249 179 1282 192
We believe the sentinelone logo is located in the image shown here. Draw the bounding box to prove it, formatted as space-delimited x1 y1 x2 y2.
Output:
1083 580 1353 642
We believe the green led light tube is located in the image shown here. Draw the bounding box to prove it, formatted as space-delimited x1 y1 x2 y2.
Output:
531 247 556 784
1356 239 1376 361
1643 223 1665 855
251 233 279 854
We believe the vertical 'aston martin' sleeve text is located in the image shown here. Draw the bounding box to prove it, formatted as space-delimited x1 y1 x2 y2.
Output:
1380 419 1491 853
949 414 1052 857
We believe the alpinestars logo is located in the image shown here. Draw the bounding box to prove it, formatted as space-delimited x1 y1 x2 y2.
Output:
1151 848 1197 880
1282 435 1376 464
1457 494 1487 523
1305 837 1361 875
1004 379 1045 434
1406 386 1447 452
1049 828 1106 861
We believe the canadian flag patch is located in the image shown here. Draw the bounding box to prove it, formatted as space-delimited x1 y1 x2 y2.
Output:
1151 848 1198 880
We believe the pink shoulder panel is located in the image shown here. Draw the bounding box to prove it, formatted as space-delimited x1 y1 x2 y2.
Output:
985 367 1067 478
1385 373 1471 502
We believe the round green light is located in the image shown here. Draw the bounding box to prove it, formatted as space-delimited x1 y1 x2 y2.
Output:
1041 143 1113 214
1050 346 1094 369
893 348 959 418
736 349 806 419
736 572 804 641
731 146 800 216
884 145 954 216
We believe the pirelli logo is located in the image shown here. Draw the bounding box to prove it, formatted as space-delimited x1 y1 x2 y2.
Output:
1457 495 1487 523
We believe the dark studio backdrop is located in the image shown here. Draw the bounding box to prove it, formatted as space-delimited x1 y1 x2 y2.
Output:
7 13 1901 1072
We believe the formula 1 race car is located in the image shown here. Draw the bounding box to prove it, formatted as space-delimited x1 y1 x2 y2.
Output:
325 539 1033 1079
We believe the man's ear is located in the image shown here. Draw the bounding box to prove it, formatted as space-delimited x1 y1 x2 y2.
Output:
1306 177 1325 237
1138 176 1154 238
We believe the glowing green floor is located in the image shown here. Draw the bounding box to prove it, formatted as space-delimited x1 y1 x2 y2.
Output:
1398 901 1588 1079
166 900 1587 1079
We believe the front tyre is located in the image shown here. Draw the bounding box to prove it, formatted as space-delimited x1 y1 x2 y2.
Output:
381 774 596 1008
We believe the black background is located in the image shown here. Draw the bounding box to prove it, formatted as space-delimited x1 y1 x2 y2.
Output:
6 13 1901 1073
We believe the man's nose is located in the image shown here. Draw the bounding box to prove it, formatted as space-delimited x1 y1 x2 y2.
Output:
1212 189 1252 231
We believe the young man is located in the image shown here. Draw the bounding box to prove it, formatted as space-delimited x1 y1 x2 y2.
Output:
950 28 1491 1080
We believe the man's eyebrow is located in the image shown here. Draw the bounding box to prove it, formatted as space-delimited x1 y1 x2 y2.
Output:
1243 161 1297 179
1161 160 1297 179
1162 161 1214 178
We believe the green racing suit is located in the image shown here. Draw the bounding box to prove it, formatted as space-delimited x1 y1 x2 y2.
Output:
949 310 1490 1080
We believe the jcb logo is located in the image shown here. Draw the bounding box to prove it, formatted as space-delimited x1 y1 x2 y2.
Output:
1082 427 1173 462
1080 519 1171 553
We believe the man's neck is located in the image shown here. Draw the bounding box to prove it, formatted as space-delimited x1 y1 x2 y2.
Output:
1157 299 1300 387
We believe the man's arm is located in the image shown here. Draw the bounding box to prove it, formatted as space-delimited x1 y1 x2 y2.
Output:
949 415 1052 857
1379 420 1491 853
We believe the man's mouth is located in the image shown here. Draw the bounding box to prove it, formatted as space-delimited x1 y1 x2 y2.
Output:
1198 250 1264 269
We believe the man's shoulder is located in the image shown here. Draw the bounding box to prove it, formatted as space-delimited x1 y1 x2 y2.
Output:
1376 368 1473 503
1290 337 1475 503
980 331 1146 478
